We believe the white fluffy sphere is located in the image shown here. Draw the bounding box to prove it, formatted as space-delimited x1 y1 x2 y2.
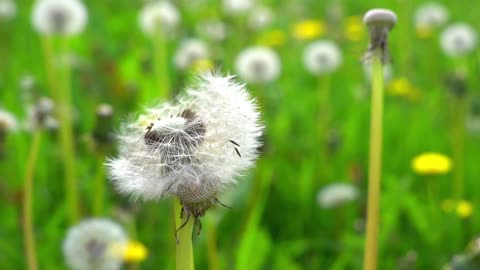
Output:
303 40 342 75
317 183 359 209
235 46 281 83
174 39 209 71
139 1 179 36
440 23 478 57
414 2 449 30
31 0 87 36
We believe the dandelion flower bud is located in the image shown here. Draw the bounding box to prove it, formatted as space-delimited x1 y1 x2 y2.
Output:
414 2 448 33
174 39 210 71
62 219 128 270
440 23 478 57
31 0 87 36
363 9 397 62
235 46 281 83
0 0 16 21
107 73 262 219
139 1 179 36
223 0 254 16
317 182 359 209
303 40 342 75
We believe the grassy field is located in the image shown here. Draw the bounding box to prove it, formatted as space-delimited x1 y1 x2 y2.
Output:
1 0 480 269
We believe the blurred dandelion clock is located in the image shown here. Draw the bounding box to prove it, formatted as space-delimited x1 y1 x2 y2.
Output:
174 39 210 71
235 46 281 84
139 1 179 36
317 182 359 209
440 23 478 57
248 6 273 30
223 0 254 15
303 40 342 75
0 109 18 132
0 0 16 21
197 20 228 42
414 2 449 34
107 73 262 222
31 0 87 36
63 219 128 270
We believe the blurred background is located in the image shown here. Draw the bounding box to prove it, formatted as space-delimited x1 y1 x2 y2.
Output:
1 0 480 269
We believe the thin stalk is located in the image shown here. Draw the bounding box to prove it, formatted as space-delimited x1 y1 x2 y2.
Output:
152 29 170 102
451 97 465 199
174 197 194 270
317 75 332 180
22 130 42 270
363 50 384 270
58 39 79 224
41 37 59 99
206 216 220 270
93 155 105 216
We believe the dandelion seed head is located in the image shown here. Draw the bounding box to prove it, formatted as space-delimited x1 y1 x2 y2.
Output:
139 1 179 36
107 73 263 214
303 40 342 75
0 109 18 132
0 0 16 21
248 6 273 30
414 2 448 31
440 23 478 57
174 39 209 71
63 219 128 270
317 182 359 209
223 0 254 15
235 46 281 83
31 0 87 36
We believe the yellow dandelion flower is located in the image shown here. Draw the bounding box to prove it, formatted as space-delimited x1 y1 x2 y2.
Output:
456 200 473 219
292 19 325 40
111 240 148 263
344 16 364 42
442 199 456 213
412 152 452 175
256 29 286 47
387 77 421 101
191 58 214 73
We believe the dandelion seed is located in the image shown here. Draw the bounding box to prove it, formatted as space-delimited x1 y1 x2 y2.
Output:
107 73 262 224
414 2 449 38
222 0 254 16
174 39 210 71
235 46 281 83
316 182 359 209
303 40 342 75
411 152 452 175
139 1 180 36
25 97 57 131
31 0 87 36
63 219 128 270
0 0 16 21
440 23 477 57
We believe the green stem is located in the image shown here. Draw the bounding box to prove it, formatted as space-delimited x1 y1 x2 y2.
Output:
174 198 194 270
363 50 384 270
22 130 42 270
206 217 220 270
152 29 170 101
93 155 105 216
452 97 465 200
317 75 332 180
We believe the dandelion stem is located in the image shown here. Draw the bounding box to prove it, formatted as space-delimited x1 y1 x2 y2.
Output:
206 217 220 270
93 155 105 216
363 49 384 270
451 96 465 199
174 197 194 270
152 29 170 101
22 130 42 270
317 75 332 180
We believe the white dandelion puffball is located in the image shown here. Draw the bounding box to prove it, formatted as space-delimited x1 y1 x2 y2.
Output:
63 219 128 270
235 46 281 83
0 109 18 132
139 1 179 36
223 0 254 15
174 39 209 71
440 23 478 57
414 2 448 30
317 183 359 209
303 40 342 75
0 0 16 21
31 0 87 36
107 73 263 216
248 6 273 30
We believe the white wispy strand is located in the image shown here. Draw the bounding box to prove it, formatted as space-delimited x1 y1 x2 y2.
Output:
31 0 87 36
414 2 449 30
303 40 342 75
440 23 478 57
62 219 128 270
0 0 16 21
174 38 209 71
139 1 179 36
235 46 281 83
317 183 359 209
107 73 263 201
0 109 18 132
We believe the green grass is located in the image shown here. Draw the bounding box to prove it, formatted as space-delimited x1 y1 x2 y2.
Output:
1 0 480 269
